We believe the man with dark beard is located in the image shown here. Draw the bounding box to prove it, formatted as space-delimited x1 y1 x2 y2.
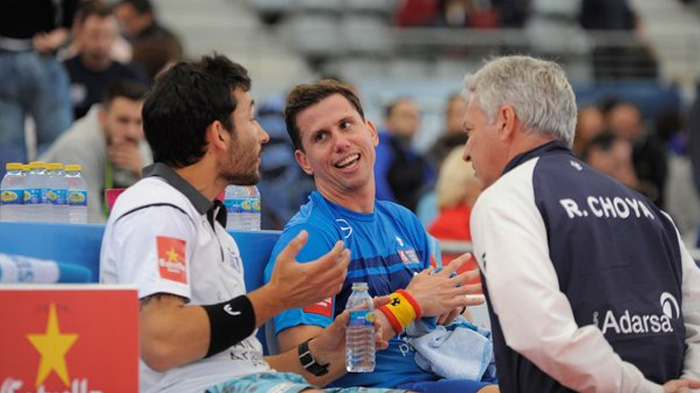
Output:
99 54 419 393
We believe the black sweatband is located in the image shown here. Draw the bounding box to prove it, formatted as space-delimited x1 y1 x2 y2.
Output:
202 295 256 358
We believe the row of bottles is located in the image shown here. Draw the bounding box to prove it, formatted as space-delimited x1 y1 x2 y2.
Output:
0 162 88 224
223 185 261 231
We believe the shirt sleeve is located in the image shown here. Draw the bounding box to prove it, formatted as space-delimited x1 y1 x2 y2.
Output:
470 173 664 393
104 205 197 301
669 219 700 379
265 223 340 334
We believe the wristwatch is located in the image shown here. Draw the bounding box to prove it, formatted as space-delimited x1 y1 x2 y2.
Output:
298 338 330 376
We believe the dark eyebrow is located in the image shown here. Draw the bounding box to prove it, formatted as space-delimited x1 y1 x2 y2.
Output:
338 115 356 125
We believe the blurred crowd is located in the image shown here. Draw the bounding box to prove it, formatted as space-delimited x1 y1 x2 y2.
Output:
0 0 182 222
0 0 182 172
3 0 700 247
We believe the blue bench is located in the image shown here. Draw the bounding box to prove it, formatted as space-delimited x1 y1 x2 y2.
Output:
0 221 281 354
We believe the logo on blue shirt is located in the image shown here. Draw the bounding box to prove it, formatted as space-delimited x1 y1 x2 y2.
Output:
336 219 353 239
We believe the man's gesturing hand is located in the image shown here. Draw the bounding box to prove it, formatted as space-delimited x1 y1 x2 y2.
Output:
268 230 350 310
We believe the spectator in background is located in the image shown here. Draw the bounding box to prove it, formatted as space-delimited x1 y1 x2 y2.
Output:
426 94 469 168
64 0 133 64
688 84 700 196
604 99 668 208
653 109 700 244
572 105 605 157
115 0 183 81
490 0 530 28
581 132 640 190
686 84 700 247
578 0 657 81
0 0 77 176
428 146 482 241
255 95 315 230
375 97 435 212
432 0 499 29
40 80 150 223
579 0 635 31
396 0 502 28
64 1 149 120
396 0 439 27
433 0 472 27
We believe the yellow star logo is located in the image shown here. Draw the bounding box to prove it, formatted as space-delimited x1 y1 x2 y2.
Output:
166 248 179 262
26 303 79 387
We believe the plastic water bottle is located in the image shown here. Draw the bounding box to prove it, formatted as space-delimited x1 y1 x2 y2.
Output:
0 163 25 222
239 186 254 230
47 163 68 223
65 164 88 224
247 185 261 230
345 282 376 373
20 164 31 221
24 162 50 222
224 185 247 230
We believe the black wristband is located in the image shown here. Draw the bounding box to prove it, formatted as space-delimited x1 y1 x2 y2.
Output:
298 338 329 376
202 295 256 358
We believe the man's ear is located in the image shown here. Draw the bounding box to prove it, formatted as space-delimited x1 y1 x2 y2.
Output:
295 149 313 176
206 120 229 153
367 119 379 147
497 105 517 142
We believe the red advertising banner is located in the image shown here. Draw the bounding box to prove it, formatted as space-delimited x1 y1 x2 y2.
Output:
0 285 139 393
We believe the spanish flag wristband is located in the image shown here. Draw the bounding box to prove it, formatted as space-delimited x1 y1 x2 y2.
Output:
378 289 422 334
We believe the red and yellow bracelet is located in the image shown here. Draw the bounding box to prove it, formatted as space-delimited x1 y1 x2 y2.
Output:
378 289 422 334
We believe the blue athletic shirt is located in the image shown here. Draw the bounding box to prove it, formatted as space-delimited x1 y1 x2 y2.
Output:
264 191 437 388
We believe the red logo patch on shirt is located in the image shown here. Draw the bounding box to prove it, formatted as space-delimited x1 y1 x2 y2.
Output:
303 297 333 318
156 236 187 284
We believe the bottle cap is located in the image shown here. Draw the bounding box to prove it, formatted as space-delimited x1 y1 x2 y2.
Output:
29 162 47 170
351 282 369 290
47 163 64 170
65 164 82 172
5 163 22 170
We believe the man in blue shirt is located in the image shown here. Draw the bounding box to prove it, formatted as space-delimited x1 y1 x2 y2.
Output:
265 80 497 393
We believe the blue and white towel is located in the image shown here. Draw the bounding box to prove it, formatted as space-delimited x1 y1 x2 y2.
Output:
406 315 497 382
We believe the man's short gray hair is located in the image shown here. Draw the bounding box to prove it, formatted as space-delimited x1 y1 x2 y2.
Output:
462 56 577 147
